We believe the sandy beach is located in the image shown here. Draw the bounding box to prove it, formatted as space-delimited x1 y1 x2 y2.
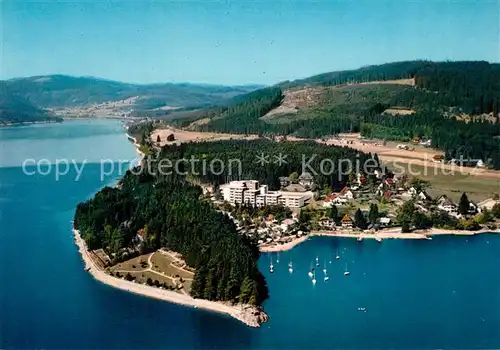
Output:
259 228 499 252
73 229 266 327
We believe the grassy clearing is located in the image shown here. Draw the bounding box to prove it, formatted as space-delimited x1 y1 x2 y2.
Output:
386 162 500 202
111 254 150 271
151 252 194 280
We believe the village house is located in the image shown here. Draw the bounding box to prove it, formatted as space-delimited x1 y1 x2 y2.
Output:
379 217 391 227
356 173 367 187
341 214 353 228
383 190 393 200
323 187 354 207
437 195 457 213
280 218 296 232
279 176 291 188
419 139 432 147
435 195 480 218
407 187 417 197
298 172 314 188
417 191 430 202
433 154 445 162
319 218 336 231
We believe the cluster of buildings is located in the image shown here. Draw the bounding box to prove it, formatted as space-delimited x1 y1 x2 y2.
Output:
220 180 314 208
51 97 138 119
437 195 478 218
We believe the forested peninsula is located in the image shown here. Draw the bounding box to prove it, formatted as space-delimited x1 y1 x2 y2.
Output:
74 171 269 307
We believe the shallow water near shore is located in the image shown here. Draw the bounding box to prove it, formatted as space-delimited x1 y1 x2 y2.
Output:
1 120 499 348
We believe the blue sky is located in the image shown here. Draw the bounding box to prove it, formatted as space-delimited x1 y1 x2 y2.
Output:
2 0 499 85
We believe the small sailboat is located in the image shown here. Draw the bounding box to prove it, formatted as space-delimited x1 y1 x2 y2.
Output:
312 270 317 285
288 259 293 273
308 262 314 278
316 256 320 267
322 260 327 275
344 263 350 276
276 252 280 264
335 248 340 260
269 255 274 273
324 272 329 282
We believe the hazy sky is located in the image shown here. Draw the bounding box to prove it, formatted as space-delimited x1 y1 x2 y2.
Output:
2 0 499 85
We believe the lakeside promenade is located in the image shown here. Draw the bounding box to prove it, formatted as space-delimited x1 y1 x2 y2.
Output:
260 228 498 252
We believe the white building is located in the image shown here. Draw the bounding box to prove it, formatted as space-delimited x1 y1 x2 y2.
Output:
220 180 313 208
323 187 354 207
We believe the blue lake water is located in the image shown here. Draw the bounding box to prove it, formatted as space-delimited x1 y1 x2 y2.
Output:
1 120 499 348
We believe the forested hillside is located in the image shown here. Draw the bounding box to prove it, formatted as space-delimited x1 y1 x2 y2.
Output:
180 61 500 169
155 139 381 191
0 85 62 124
2 75 261 108
183 87 283 134
74 170 268 306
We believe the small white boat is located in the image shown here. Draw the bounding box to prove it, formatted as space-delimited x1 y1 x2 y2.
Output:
322 260 327 274
316 256 320 267
335 248 340 260
324 271 329 281
344 263 350 276
288 259 293 273
312 271 317 285
308 262 313 278
276 252 280 264
269 255 274 273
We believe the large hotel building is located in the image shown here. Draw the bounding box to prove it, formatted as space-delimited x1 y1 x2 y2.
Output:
220 180 313 208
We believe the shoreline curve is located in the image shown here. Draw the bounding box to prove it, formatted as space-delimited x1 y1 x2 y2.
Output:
260 228 500 252
73 228 266 327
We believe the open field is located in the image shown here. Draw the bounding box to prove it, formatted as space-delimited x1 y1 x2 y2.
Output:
151 126 259 146
151 251 194 281
322 133 500 180
262 82 413 121
383 107 416 116
109 251 193 292
385 162 500 202
111 254 151 271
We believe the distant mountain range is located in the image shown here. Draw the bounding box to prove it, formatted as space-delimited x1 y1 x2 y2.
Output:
2 75 264 107
0 75 264 124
